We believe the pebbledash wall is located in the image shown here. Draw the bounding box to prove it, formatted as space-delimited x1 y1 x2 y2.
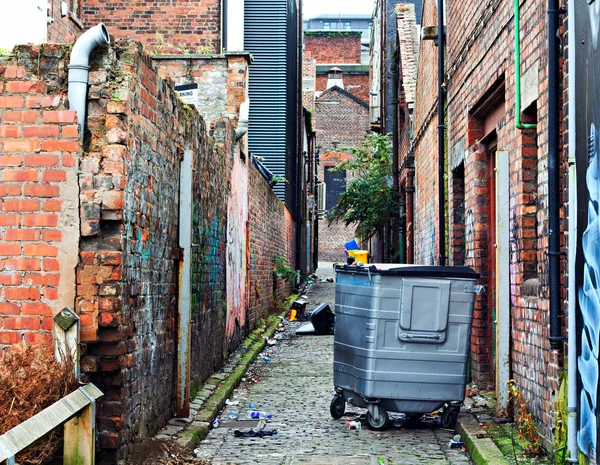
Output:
0 39 295 459
409 0 564 446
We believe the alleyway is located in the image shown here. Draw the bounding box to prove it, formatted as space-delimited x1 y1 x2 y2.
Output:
195 264 474 465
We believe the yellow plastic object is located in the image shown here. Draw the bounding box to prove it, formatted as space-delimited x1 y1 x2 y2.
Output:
354 250 369 264
347 250 357 259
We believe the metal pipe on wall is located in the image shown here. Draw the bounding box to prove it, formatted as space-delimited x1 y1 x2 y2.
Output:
68 23 110 141
437 0 446 265
547 0 562 349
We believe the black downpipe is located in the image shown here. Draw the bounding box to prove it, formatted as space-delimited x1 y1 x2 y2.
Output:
548 1 562 347
437 0 446 265
391 48 400 263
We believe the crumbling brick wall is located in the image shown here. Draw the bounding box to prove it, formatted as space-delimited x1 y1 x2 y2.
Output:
0 45 80 347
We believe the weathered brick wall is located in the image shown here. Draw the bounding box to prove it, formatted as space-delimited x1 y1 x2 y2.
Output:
247 163 294 327
315 73 370 104
315 87 369 260
445 0 561 444
0 45 80 347
304 32 362 65
72 41 241 458
410 0 439 266
153 54 250 126
302 54 316 114
47 0 84 43
81 0 221 55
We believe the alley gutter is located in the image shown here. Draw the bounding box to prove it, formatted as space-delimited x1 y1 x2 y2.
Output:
457 414 510 465
176 312 289 450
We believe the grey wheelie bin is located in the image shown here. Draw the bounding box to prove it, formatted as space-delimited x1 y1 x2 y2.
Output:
330 264 480 430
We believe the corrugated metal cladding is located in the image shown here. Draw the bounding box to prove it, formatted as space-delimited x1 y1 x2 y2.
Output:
245 0 290 201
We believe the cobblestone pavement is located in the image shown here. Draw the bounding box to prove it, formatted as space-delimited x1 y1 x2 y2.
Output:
195 263 473 465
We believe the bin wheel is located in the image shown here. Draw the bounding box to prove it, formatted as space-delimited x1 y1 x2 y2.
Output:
441 405 460 429
366 408 389 430
330 394 345 419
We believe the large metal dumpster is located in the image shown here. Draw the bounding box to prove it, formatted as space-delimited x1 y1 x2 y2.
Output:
330 264 480 430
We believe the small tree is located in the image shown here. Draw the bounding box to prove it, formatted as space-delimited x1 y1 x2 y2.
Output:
328 134 397 240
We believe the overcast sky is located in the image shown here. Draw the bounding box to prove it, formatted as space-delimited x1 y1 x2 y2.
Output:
302 0 375 20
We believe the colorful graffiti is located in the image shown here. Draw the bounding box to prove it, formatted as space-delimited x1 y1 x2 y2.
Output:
575 2 600 461
225 150 249 337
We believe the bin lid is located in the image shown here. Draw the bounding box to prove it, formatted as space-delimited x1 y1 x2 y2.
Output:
334 263 480 279
345 239 360 250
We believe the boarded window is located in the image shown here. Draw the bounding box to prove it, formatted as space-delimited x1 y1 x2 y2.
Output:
324 167 346 210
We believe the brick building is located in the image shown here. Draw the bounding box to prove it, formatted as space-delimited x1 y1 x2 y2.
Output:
0 1 308 459
399 0 569 452
314 83 370 261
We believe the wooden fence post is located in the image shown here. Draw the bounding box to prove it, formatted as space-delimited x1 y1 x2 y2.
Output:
63 384 101 465
54 307 80 379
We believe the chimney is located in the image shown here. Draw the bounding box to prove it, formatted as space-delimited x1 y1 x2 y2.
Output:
326 67 344 90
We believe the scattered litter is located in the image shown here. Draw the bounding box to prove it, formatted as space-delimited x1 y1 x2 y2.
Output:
200 440 211 445
449 434 464 448
233 429 278 438
346 420 361 430
326 278 334 283
212 418 220 428
227 411 239 420
465 387 478 397
249 404 257 409
263 356 272 363
225 399 240 406
247 410 273 419
265 338 277 346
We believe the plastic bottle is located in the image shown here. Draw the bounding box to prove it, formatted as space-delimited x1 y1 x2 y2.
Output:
247 410 273 420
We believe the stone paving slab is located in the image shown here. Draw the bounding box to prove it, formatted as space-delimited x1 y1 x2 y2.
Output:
194 279 474 465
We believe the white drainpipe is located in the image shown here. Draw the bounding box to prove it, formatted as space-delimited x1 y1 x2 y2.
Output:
68 23 110 140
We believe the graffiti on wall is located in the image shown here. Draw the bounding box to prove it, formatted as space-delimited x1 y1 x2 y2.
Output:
575 2 600 461
226 151 249 337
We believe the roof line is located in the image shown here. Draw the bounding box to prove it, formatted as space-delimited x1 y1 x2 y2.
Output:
317 85 369 108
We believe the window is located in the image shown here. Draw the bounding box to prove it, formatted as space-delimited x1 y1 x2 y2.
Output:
343 22 351 30
323 22 331 30
324 167 346 210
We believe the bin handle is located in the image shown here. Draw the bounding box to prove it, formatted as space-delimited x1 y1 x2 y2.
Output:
400 332 443 341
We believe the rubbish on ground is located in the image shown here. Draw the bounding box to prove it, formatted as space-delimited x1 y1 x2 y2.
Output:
346 420 362 430
249 404 257 409
227 411 239 420
212 418 220 428
233 429 278 438
296 323 316 335
449 440 465 448
225 399 240 406
263 356 272 363
266 338 277 346
326 278 334 282
200 440 211 445
465 387 478 397
311 304 335 335
288 309 297 321
247 410 273 419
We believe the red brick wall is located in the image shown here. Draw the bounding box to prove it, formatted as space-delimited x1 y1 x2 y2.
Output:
316 73 370 104
447 0 561 444
0 45 80 347
412 0 440 266
81 0 221 54
47 0 84 43
247 165 295 326
315 88 369 260
304 32 362 64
